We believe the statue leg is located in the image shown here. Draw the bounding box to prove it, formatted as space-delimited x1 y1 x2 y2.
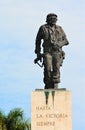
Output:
52 53 61 88
43 53 53 89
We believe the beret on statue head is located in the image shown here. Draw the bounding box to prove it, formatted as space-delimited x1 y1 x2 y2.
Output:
46 13 57 22
47 13 57 18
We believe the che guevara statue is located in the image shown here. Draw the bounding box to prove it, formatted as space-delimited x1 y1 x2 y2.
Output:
34 13 69 89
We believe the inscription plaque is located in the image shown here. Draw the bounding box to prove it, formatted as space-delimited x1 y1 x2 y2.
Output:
31 90 72 130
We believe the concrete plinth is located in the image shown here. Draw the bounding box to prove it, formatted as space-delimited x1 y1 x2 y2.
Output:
31 89 72 130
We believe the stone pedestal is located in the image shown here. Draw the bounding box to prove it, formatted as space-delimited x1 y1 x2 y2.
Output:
31 90 72 130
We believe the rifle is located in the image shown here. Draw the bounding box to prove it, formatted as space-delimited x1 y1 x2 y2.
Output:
34 54 44 68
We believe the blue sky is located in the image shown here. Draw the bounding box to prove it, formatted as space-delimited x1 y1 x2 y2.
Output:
0 0 85 129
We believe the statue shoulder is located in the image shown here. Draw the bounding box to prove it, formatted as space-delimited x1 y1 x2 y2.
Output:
40 24 48 30
37 24 47 33
55 25 65 35
55 25 63 30
39 24 49 34
36 24 48 38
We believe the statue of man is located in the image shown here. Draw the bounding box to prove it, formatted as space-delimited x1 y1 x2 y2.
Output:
35 13 69 89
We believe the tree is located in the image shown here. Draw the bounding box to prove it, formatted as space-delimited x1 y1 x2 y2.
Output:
6 108 30 130
0 108 30 130
0 110 6 130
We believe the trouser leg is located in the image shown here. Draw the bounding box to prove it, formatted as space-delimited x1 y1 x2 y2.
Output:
43 53 54 89
52 53 61 85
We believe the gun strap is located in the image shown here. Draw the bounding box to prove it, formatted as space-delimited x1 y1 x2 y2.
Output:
37 62 43 68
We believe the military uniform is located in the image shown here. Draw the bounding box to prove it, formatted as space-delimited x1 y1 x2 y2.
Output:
35 17 69 89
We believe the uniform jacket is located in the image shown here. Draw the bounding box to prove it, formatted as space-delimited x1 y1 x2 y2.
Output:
35 24 69 54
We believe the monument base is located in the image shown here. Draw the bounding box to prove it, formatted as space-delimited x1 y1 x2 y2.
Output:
31 89 72 130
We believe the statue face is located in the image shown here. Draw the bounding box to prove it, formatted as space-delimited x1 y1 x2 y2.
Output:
47 16 57 25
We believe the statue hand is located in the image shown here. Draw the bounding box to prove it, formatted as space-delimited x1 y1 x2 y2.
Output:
37 53 42 62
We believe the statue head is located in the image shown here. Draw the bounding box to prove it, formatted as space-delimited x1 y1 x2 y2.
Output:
46 13 57 25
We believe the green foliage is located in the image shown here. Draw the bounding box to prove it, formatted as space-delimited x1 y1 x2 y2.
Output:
0 110 6 130
0 108 30 130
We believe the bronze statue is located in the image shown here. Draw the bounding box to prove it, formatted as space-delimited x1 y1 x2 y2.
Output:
34 13 69 89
